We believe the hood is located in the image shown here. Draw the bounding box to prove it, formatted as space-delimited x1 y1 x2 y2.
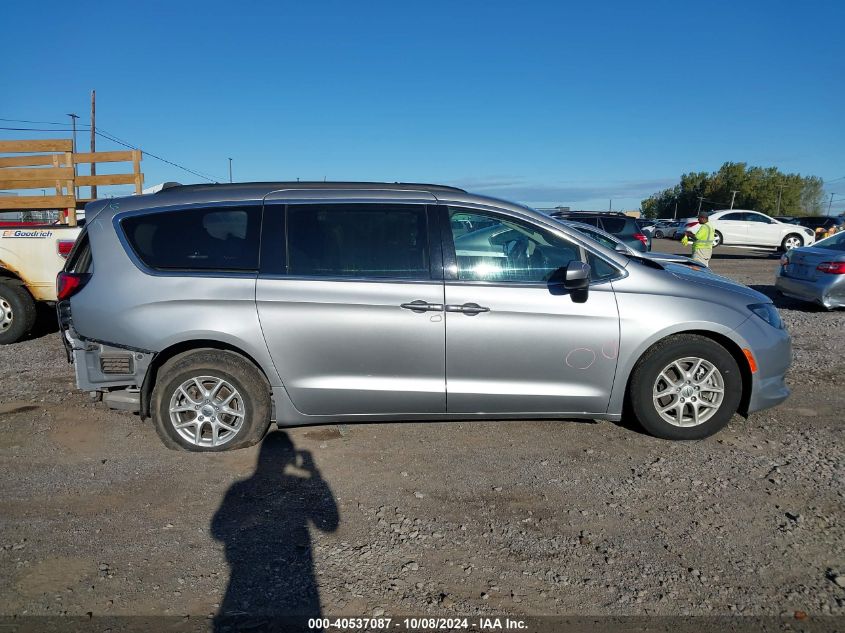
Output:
663 262 770 302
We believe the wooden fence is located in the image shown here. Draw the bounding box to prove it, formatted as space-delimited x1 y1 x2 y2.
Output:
0 139 143 226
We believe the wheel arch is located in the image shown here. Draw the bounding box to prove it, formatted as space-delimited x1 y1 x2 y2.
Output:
621 329 753 419
140 340 273 419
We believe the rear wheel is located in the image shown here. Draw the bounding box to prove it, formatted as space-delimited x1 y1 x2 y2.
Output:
151 349 272 451
713 231 722 247
0 281 37 345
654 230 665 238
629 334 742 440
781 233 803 251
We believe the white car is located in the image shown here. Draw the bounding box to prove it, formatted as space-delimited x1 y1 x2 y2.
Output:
682 210 816 250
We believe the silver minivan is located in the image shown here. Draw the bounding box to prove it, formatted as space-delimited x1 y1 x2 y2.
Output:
58 182 791 451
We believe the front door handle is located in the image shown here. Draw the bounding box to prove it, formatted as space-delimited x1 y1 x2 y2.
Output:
445 302 490 316
400 300 444 313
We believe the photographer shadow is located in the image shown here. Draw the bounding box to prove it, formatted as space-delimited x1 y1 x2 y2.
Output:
212 431 339 631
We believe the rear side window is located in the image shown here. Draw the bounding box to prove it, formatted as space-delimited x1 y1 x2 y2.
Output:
599 217 628 234
122 206 261 271
574 216 600 228
286 204 429 279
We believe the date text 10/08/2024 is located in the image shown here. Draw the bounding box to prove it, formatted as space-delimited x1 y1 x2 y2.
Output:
307 617 528 630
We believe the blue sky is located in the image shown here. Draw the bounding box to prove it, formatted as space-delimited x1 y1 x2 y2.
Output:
2 0 844 212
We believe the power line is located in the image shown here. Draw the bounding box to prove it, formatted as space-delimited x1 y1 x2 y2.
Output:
94 128 223 183
0 117 79 126
0 123 224 183
0 126 78 132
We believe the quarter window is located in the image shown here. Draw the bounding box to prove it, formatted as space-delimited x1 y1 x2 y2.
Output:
286 204 429 279
122 206 261 271
448 208 581 283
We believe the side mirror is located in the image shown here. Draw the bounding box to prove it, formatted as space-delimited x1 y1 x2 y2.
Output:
548 261 591 303
614 242 629 254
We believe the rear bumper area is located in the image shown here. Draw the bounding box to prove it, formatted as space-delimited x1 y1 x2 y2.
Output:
57 301 154 392
775 274 844 309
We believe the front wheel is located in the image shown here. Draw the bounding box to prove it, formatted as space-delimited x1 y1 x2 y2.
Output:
781 233 803 251
151 349 271 451
712 231 722 247
654 230 665 239
0 281 37 345
629 334 742 440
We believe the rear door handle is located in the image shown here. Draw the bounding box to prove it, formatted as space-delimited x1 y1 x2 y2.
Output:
400 300 444 313
445 302 490 316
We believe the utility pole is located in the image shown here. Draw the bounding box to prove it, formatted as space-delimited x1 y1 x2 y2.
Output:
609 199 612 212
673 198 678 219
729 190 739 209
775 183 786 216
829 192 835 216
697 196 704 214
228 158 233 183
66 113 79 198
90 90 97 200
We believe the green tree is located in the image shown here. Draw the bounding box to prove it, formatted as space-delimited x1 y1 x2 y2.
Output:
641 163 825 218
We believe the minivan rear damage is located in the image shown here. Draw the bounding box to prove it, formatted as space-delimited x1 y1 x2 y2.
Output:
59 303 153 412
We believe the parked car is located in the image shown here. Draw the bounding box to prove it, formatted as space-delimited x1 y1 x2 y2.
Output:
790 215 845 240
653 220 681 239
59 182 790 451
775 230 845 309
559 221 704 267
682 210 815 250
548 211 650 252
636 219 656 236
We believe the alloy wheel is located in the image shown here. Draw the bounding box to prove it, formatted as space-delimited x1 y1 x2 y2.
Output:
784 236 802 250
168 375 245 448
652 357 725 427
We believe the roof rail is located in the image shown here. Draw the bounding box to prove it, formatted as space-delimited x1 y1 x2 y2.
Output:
156 181 467 194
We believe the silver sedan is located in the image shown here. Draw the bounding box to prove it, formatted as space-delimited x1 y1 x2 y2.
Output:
775 231 845 309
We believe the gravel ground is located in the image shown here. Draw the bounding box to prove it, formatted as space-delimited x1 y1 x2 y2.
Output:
0 242 842 624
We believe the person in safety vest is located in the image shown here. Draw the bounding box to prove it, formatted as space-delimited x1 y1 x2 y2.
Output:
684 211 715 266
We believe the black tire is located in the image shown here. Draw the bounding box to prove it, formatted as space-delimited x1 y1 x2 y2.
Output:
0 281 37 345
654 230 665 239
629 334 742 440
780 233 803 252
151 349 272 451
713 231 722 247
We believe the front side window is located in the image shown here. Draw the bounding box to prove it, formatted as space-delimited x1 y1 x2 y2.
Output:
449 208 581 283
286 204 429 279
122 206 261 271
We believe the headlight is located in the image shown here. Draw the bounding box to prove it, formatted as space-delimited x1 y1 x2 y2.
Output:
804 228 814 236
748 303 783 329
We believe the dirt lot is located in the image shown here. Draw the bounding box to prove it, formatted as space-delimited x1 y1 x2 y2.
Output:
0 240 843 624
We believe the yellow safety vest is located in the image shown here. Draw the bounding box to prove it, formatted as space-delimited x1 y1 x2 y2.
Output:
693 223 714 250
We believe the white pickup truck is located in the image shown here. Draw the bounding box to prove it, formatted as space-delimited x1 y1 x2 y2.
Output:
0 218 81 343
